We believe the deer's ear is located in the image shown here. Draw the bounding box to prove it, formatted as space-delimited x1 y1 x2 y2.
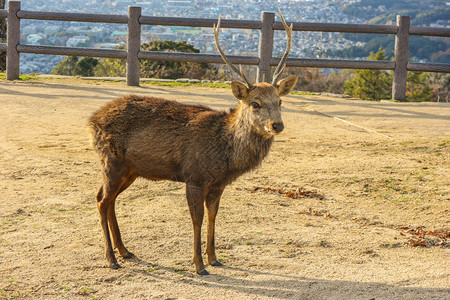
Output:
277 75 298 96
231 81 249 100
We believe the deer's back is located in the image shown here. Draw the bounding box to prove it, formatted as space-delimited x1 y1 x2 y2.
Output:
91 94 212 132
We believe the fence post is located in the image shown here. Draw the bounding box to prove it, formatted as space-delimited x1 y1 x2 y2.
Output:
6 1 20 80
127 6 141 86
392 15 410 101
257 12 274 83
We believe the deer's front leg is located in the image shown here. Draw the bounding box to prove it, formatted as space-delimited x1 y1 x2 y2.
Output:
186 183 208 275
205 187 224 267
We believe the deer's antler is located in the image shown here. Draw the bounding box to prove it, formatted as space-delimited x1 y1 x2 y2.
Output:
214 16 254 89
271 9 293 86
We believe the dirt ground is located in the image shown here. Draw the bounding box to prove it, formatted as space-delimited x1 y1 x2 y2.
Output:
0 77 449 299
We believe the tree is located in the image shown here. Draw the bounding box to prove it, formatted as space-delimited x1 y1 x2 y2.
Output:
73 57 99 76
51 56 79 76
429 73 450 102
425 73 449 102
406 71 432 101
343 46 435 101
93 45 126 77
51 56 99 77
92 40 222 80
139 40 214 79
283 66 354 94
344 46 392 100
94 56 126 77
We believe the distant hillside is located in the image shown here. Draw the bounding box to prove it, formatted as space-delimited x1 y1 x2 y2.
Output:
327 35 449 63
334 0 449 63
342 0 448 26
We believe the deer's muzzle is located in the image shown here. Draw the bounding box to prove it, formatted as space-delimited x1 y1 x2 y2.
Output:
272 122 284 134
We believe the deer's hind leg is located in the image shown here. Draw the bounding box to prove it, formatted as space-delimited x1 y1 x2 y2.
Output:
96 155 135 269
107 173 137 259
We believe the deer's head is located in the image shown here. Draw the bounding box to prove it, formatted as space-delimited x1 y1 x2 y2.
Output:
215 10 298 138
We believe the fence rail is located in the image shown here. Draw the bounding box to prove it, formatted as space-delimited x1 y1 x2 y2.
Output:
1 1 449 100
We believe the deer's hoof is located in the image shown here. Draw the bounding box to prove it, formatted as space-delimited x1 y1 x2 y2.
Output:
210 260 223 267
110 262 121 269
122 252 135 259
197 269 210 276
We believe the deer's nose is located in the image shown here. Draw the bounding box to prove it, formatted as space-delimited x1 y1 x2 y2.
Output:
272 122 284 133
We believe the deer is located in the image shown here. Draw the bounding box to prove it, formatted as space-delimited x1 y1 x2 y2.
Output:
89 11 297 275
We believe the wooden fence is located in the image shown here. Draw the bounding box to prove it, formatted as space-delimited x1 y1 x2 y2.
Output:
1 1 449 100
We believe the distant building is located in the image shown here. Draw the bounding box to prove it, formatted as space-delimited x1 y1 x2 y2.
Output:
168 0 192 7
26 33 47 45
44 25 63 35
66 36 89 47
48 36 65 46
116 1 137 6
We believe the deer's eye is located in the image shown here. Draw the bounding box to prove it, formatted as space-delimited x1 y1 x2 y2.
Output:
251 102 261 109
279 100 282 107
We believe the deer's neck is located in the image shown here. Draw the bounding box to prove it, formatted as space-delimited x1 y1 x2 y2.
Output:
226 104 274 172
